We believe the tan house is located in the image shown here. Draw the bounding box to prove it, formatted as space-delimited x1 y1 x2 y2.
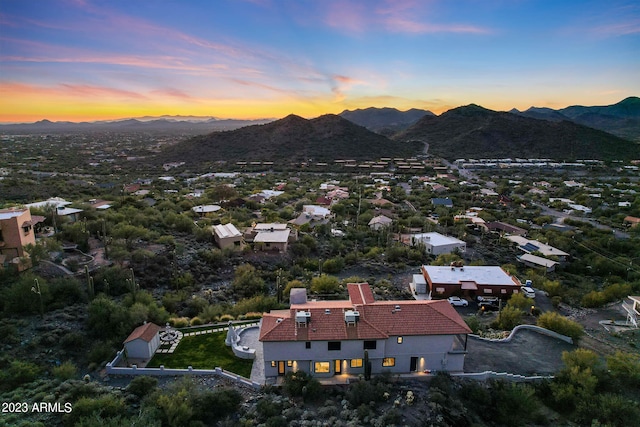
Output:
624 216 640 228
212 223 244 250
245 223 297 252
124 322 162 360
0 208 37 261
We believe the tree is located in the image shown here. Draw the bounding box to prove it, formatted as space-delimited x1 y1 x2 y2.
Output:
231 264 266 299
311 274 340 294
111 223 151 250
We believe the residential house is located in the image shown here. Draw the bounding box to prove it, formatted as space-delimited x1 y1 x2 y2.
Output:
26 198 83 223
518 253 559 272
259 284 471 381
123 322 162 360
505 235 570 262
420 265 522 299
486 221 527 236
212 223 244 250
624 216 640 228
245 223 297 252
290 205 332 228
622 296 640 328
368 215 393 231
431 198 453 208
326 188 349 200
0 208 37 267
410 232 466 255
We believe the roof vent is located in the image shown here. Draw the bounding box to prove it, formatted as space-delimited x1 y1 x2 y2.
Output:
276 318 283 323
394 305 401 311
325 309 331 315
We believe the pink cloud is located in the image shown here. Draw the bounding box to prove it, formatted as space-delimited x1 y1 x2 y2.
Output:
150 88 194 99
59 84 147 99
323 1 368 33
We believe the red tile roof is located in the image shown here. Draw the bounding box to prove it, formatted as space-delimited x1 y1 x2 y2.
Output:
124 322 161 343
260 284 471 342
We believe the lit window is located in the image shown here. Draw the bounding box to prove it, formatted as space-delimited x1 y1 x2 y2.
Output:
484 288 493 294
382 358 395 367
435 287 445 293
271 361 276 367
287 360 293 367
350 359 363 368
314 362 330 373
397 336 403 344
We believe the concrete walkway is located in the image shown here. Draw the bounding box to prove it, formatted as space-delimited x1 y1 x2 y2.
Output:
239 324 265 384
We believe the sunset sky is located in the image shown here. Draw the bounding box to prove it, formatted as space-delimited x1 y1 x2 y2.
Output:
1 0 639 123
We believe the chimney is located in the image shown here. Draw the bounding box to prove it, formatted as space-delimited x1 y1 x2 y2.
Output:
290 288 307 305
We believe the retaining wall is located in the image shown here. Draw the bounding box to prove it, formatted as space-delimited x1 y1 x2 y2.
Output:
470 324 573 344
106 350 261 389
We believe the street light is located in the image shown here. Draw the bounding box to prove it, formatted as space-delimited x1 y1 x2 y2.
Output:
31 278 44 318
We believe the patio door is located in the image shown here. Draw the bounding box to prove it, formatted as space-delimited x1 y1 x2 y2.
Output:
278 361 285 375
334 359 342 374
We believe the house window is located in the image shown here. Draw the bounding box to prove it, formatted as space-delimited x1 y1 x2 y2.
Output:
305 341 311 349
435 287 445 294
501 289 507 294
328 341 341 351
382 357 396 367
363 340 377 350
314 362 330 373
484 288 493 294
397 336 403 344
271 361 276 367
287 360 293 367
350 359 363 368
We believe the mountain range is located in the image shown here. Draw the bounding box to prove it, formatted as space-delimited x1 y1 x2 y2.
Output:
156 114 423 165
395 104 639 161
0 117 272 133
338 107 433 135
513 97 640 141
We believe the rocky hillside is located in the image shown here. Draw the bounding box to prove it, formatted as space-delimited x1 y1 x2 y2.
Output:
395 104 640 161
157 114 423 165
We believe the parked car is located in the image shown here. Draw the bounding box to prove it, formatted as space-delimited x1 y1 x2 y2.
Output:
478 301 500 311
447 296 469 307
476 296 499 303
520 286 536 298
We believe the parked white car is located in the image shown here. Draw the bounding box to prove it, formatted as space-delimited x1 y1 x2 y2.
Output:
520 286 536 298
447 296 469 307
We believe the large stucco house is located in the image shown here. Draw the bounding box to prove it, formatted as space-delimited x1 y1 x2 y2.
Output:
259 283 471 381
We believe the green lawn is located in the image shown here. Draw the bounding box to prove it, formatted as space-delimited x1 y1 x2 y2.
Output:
147 332 253 378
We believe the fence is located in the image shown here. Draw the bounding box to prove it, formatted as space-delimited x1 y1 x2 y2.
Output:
106 351 261 389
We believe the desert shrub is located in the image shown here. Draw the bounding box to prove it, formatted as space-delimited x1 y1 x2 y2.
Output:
126 376 158 398
0 360 41 390
168 317 190 328
322 257 345 274
492 381 540 426
53 361 78 381
192 388 242 423
282 371 323 402
464 316 482 334
61 331 86 350
189 316 203 326
537 312 584 341
219 314 235 322
507 292 531 311
64 395 126 426
244 312 263 320
582 283 632 308
492 305 523 330
88 341 116 365
310 274 340 294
